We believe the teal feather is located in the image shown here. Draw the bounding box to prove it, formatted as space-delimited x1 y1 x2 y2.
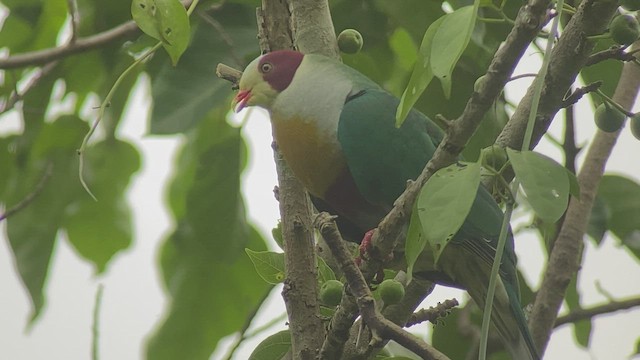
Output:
336 84 539 360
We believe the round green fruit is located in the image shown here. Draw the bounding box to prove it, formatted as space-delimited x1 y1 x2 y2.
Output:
474 75 487 93
594 103 626 133
630 113 640 140
337 29 364 54
610 15 640 45
378 279 405 305
320 280 344 307
480 144 508 171
620 0 640 12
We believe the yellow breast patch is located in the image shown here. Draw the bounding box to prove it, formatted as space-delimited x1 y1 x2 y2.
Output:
271 114 345 197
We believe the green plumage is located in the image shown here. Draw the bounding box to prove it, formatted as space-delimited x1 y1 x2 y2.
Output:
334 62 538 359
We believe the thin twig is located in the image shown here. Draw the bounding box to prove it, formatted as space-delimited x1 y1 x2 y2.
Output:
0 162 53 222
91 284 104 360
197 10 244 68
215 64 242 89
554 296 640 327
314 212 450 360
222 287 275 360
561 81 602 108
585 45 640 67
66 0 80 43
0 61 59 114
0 0 194 69
405 299 460 327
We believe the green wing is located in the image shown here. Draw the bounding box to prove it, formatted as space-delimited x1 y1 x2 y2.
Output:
337 88 537 358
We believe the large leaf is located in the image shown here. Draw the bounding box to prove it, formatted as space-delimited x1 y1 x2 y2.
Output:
415 161 481 262
148 4 257 134
507 149 570 224
5 115 88 325
147 113 270 359
131 0 190 65
63 140 141 273
430 4 478 98
595 175 640 260
395 16 443 126
246 249 286 284
249 330 291 360
565 274 592 348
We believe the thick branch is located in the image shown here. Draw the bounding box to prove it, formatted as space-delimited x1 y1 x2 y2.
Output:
257 1 325 359
554 297 640 328
314 213 450 360
496 0 620 151
0 0 194 69
529 50 640 354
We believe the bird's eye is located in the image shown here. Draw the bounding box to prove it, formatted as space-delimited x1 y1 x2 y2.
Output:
260 62 273 73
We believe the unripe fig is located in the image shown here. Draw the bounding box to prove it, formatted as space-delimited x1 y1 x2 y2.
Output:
480 145 508 171
320 280 344 307
337 29 364 54
378 279 405 305
620 0 640 12
630 113 640 140
474 75 487 93
594 103 626 133
610 15 640 45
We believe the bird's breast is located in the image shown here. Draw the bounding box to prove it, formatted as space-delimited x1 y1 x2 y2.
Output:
270 113 345 198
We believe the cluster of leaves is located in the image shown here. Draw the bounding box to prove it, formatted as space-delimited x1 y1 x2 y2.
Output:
1 0 640 359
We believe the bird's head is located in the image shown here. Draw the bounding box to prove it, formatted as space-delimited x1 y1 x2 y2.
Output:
233 50 304 112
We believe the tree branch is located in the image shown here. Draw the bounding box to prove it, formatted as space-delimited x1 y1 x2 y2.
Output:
495 0 620 152
257 1 343 358
561 81 602 109
314 213 450 360
406 299 460 327
585 45 640 67
529 47 640 355
0 0 194 70
554 297 640 328
0 61 59 114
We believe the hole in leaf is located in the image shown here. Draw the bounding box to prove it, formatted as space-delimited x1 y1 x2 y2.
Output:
139 3 146 9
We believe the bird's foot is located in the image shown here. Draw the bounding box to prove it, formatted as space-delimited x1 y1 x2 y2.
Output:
359 229 376 260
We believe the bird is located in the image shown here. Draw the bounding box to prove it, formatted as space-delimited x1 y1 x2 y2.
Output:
233 49 539 360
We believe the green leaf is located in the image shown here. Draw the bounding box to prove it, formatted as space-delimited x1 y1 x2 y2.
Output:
148 113 270 359
246 249 285 284
249 330 291 360
566 167 581 199
431 308 474 359
63 140 140 273
430 4 478 98
587 195 610 245
405 204 426 282
596 175 640 259
506 149 570 224
149 5 257 134
271 221 284 250
416 161 481 262
565 274 592 348
131 0 190 65
317 256 336 284
131 0 165 42
396 16 444 126
5 115 88 325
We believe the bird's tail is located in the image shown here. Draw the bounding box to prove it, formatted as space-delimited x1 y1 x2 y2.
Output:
477 280 540 360
457 263 539 360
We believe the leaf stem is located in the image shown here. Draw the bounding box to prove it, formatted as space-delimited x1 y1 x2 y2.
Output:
479 0 564 357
